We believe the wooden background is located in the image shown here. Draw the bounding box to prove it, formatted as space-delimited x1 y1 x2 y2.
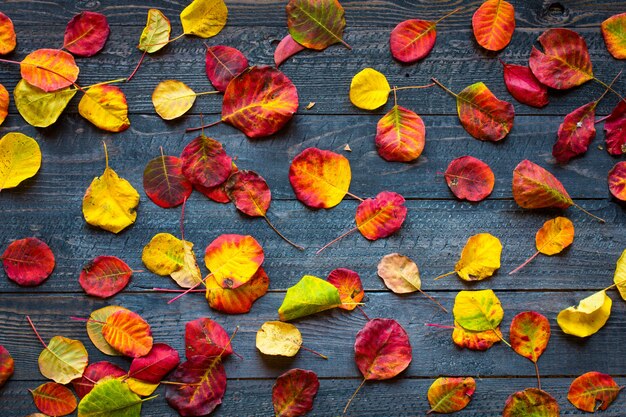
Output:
0 0 625 415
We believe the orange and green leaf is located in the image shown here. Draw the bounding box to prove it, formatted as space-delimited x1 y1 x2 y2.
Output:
568 371 622 412
427 377 476 414
510 311 550 363
455 81 514 142
286 0 349 50
503 388 560 417
601 13 626 59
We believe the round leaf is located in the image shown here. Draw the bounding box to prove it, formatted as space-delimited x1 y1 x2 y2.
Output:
0 132 42 191
63 11 110 57
204 234 264 289
180 0 228 38
349 68 390 110
568 371 622 412
557 290 612 338
225 170 271 217
2 237 54 287
185 317 233 360
0 345 14 387
602 13 626 59
356 191 407 240
143 154 193 208
31 382 77 416
152 80 196 120
472 0 515 51
102 309 153 358
376 105 425 162
454 233 502 281
79 255 133 298
444 155 495 202
453 289 503 332
72 361 126 398
354 318 412 380
608 161 626 201
509 311 550 363
181 135 232 188
502 388 560 417
141 233 185 276
205 266 269 314
327 268 363 311
21 49 79 92
377 253 421 294
78 85 130 132
14 79 77 128
256 321 302 357
39 336 88 384
286 0 347 50
205 45 248 92
536 217 574 256
427 377 476 414
272 369 320 417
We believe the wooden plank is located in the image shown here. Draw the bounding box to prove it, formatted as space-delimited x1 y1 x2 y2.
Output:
0 198 621 293
1 292 624 380
2 377 625 416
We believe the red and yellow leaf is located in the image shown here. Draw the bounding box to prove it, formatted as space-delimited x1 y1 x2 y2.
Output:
456 82 515 142
601 13 626 59
272 368 320 417
503 388 560 417
327 268 363 311
21 49 79 92
31 382 77 416
444 155 495 202
529 28 593 90
609 161 626 202
72 361 126 398
225 170 270 217
78 85 130 132
472 0 515 51
86 306 128 356
63 11 110 57
181 135 232 188
274 34 306 67
356 191 407 240
452 322 502 351
390 19 437 64
2 237 55 287
0 345 14 387
205 45 248 92
286 0 348 50
375 105 425 162
0 83 8 126
509 311 550 363
143 154 192 208
0 12 16 55
205 266 269 314
128 343 180 384
204 234 264 289
427 377 476 414
79 255 132 298
512 160 573 209
185 317 233 360
604 100 626 156
221 66 298 138
568 371 622 412
355 318 412 380
553 102 598 163
102 309 153 358
500 61 548 108
165 358 227 416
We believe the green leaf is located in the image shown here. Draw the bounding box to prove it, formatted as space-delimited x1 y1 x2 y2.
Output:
78 378 144 417
278 275 341 321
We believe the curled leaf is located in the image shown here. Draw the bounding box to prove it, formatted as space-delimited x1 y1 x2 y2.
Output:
444 156 494 202
225 170 270 217
509 311 550 363
14 79 77 127
0 12 16 54
181 135 232 188
180 0 228 38
0 132 42 191
78 85 130 132
143 154 193 208
0 345 14 387
63 11 110 57
553 101 599 163
568 371 622 412
453 289 503 332
152 80 197 120
455 81 514 142
601 13 626 59
102 309 153 358
204 234 264 289
205 45 248 92
427 377 476 414
286 0 348 50
272 368 320 417
327 268 363 311
502 388 560 417
355 318 412 380
472 0 515 51
376 105 425 162
349 68 390 110
274 34 305 67
356 191 407 240
206 267 269 314
2 237 54 287
557 290 612 338
608 161 626 201
256 321 302 357
21 49 79 92
79 255 132 298
170 241 203 289
278 275 342 321
500 61 549 108
139 9 171 53
31 382 77 417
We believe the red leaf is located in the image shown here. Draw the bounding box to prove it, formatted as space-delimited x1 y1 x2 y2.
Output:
143 154 193 208
272 368 320 417
222 66 299 138
63 11 110 57
79 255 133 298
608 161 626 202
2 237 55 286
128 343 180 384
354 318 412 380
225 170 271 217
185 317 233 361
512 160 572 209
195 163 238 204
444 156 495 202
31 382 77 416
327 268 363 311
529 28 593 90
604 100 626 156
568 371 623 412
456 82 515 142
375 105 425 162
553 102 597 163
355 191 407 240
500 61 549 108
181 135 232 188
0 345 14 387
205 266 269 314
72 361 126 398
390 19 437 63
205 45 249 93
165 358 227 416
274 34 306 67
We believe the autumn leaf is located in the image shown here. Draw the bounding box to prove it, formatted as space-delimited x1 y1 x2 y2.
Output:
0 132 42 191
356 191 407 240
510 217 574 274
37 335 89 384
286 0 349 50
63 12 110 57
204 234 264 289
557 290 612 338
225 170 270 217
126 378 159 397
138 9 171 54
376 105 425 162
614 249 626 300
568 371 623 412
256 321 302 357
82 143 139 234
278 275 342 321
433 79 514 142
142 233 185 276
86 306 128 356
350 68 390 110
436 233 502 282
128 343 180 384
601 13 626 59
503 388 560 417
453 289 503 333
609 161 626 201
427 377 476 414
510 311 550 388
72 361 126 398
14 79 77 127
0 83 7 126
78 378 148 417
604 100 626 155
102 309 153 358
452 322 502 351
0 12 16 55
327 268 363 311
170 241 203 288
0 345 14 387
221 66 298 138
205 45 248 92
31 382 77 417
78 84 130 132
180 0 228 38
2 237 54 286
165 358 226 416
185 317 233 360
444 156 495 202
500 60 548 108
289 147 351 209
20 49 79 92
78 255 133 298
152 80 199 120
143 152 193 208
273 368 320 417
472 0 515 51
206 266 269 314
529 28 593 90
181 135 232 188
274 34 306 67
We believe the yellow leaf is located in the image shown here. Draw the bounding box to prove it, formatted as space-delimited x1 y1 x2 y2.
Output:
126 378 159 396
78 85 130 133
454 233 502 281
82 143 139 234
152 80 196 120
557 290 612 338
180 0 228 38
349 68 390 110
141 233 185 276
170 240 203 288
614 250 626 301
453 289 504 332
39 336 88 384
139 9 171 53
255 321 302 357
536 216 575 255
14 79 77 127
0 132 41 190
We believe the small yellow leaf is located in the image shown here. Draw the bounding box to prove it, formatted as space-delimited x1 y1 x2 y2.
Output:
180 0 228 38
152 80 196 120
78 85 130 133
455 233 502 281
139 9 171 53
0 132 42 190
256 321 302 357
349 68 390 110
82 144 139 234
141 233 185 276
14 79 77 128
614 250 626 301
170 240 203 288
126 378 159 396
557 290 612 338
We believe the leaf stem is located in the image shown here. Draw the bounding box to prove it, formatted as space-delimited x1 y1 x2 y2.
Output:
186 119 222 133
194 90 221 97
343 379 366 416
593 75 625 103
357 306 370 321
102 141 109 169
152 287 205 293
316 227 358 254
435 7 462 24
345 191 364 201
82 78 128 90
392 83 436 92
167 273 211 304
299 345 328 360
26 316 47 349
424 323 456 330
431 78 458 99
263 215 305 250
595 114 611 124
127 50 147 82
416 288 448 313
534 361 541 390
509 251 540 275
492 328 512 348
433 271 455 281
572 202 605 223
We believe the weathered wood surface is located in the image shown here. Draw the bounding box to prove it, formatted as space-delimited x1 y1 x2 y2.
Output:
0 0 625 416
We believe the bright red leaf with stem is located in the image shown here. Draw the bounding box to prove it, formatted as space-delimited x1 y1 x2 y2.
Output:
78 255 134 298
0 345 13 387
205 266 269 314
72 361 126 398
205 45 249 92
500 60 549 108
327 268 363 311
444 155 495 202
31 382 77 416
181 135 232 188
568 371 623 412
144 151 193 208
63 11 110 57
272 368 320 417
608 161 626 201
274 34 306 67
185 317 233 361
2 237 55 286
604 100 626 155
509 311 551 389
128 343 180 384
472 0 515 51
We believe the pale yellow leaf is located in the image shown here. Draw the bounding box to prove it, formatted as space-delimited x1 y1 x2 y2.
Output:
255 321 302 357
557 290 612 338
152 80 196 120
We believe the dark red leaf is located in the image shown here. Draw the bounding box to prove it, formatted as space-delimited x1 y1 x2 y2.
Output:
272 368 320 417
79 255 133 298
354 318 412 380
185 317 233 361
500 61 549 108
605 100 626 156
225 170 271 217
63 11 110 57
553 102 597 163
274 34 306 67
143 155 193 208
128 343 180 384
181 135 232 188
444 156 495 202
205 45 249 93
608 161 626 201
2 237 55 286
72 361 126 398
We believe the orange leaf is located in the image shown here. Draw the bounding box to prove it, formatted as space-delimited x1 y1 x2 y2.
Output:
512 160 572 210
601 13 626 60
205 267 269 314
21 49 79 92
31 382 77 416
356 191 407 240
609 161 626 201
427 377 475 414
375 105 425 162
0 12 16 55
0 83 7 126
568 371 623 412
102 309 153 358
472 0 515 51
536 217 574 256
327 268 363 311
509 311 550 363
